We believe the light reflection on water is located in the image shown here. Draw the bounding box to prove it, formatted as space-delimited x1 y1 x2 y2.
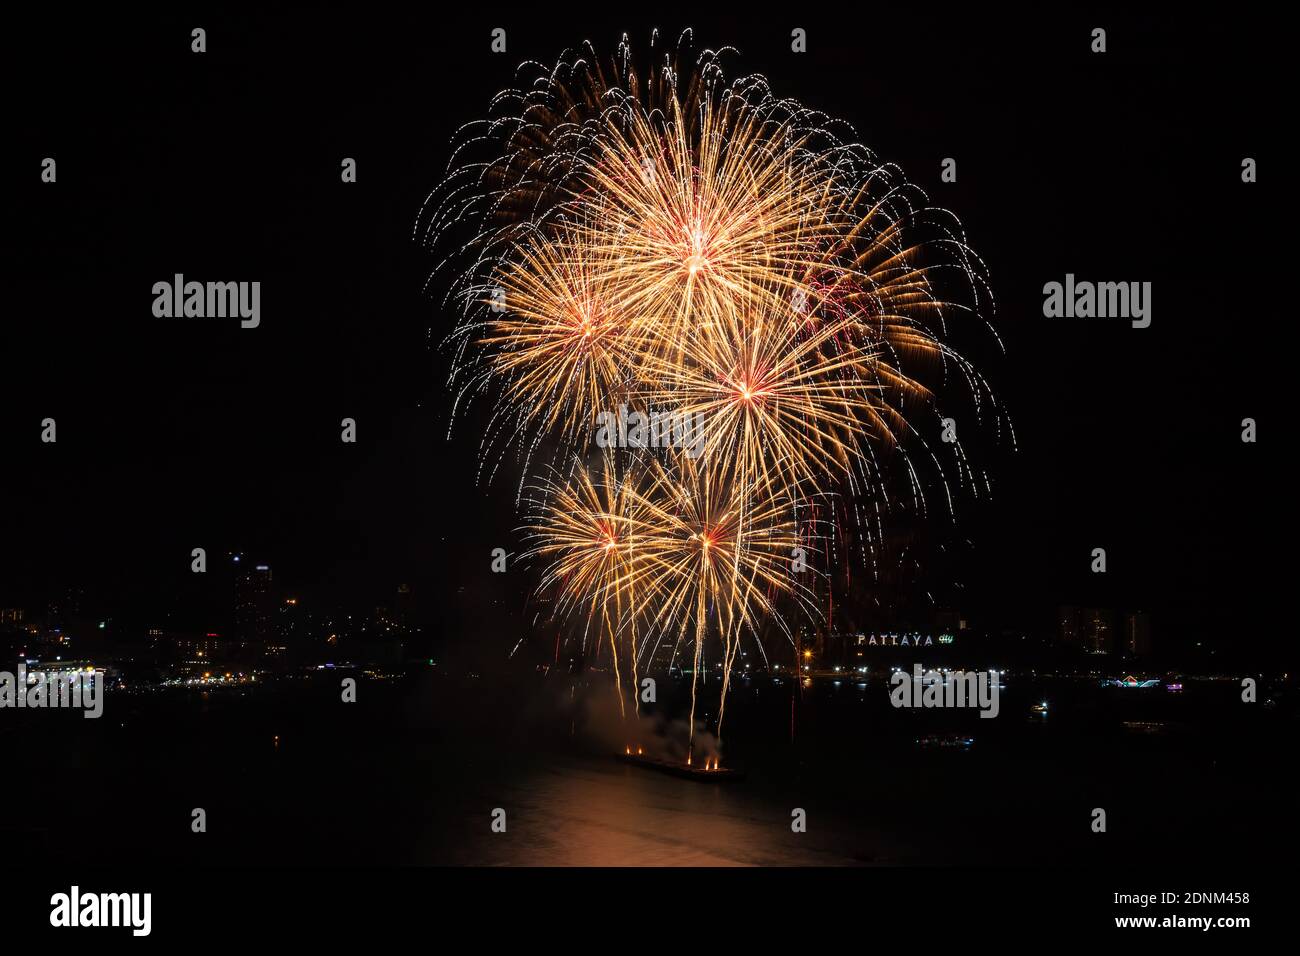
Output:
438 755 881 866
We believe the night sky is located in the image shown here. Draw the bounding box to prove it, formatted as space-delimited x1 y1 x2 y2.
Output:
5 10 1279 666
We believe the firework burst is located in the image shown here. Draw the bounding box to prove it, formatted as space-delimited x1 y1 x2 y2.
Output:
421 29 1008 755
474 224 652 460
522 454 653 717
624 457 815 748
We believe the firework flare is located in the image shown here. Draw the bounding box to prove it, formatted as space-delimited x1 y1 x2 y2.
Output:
420 29 1009 757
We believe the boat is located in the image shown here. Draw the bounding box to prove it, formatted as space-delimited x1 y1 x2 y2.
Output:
616 752 746 782
916 733 974 750
1120 720 1169 735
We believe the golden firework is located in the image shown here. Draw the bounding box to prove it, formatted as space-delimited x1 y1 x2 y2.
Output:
424 31 1006 754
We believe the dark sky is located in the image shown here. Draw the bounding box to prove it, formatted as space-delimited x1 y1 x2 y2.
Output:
4 10 1280 665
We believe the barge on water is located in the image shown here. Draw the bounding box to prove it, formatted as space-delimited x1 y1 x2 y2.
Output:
616 752 746 782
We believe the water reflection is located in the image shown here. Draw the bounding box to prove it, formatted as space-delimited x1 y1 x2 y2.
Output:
443 756 874 866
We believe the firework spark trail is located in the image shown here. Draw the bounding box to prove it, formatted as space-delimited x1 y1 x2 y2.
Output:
637 303 883 494
521 455 655 718
422 30 1007 761
619 457 813 750
481 224 650 459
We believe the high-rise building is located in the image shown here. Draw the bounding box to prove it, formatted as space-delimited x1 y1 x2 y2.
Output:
47 587 84 627
1059 606 1081 645
933 608 965 633
1123 611 1152 657
235 563 274 643
1059 605 1115 655
1080 608 1115 655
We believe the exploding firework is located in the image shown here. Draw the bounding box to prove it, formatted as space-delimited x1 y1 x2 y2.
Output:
525 453 816 749
421 29 1008 756
522 454 652 718
637 302 881 494
623 456 815 748
477 224 652 461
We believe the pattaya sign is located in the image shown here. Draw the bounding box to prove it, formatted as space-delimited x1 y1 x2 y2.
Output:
854 633 956 648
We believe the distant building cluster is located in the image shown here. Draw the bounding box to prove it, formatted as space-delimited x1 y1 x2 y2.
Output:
0 556 424 689
1058 606 1152 657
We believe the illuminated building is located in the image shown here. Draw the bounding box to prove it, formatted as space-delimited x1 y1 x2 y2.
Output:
235 563 274 643
1059 606 1114 655
1123 611 1152 657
